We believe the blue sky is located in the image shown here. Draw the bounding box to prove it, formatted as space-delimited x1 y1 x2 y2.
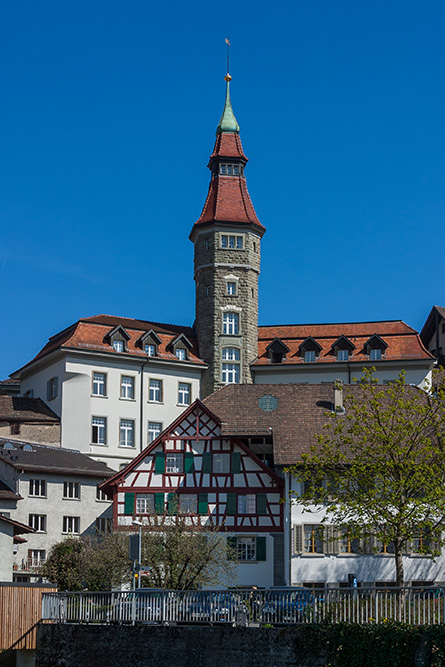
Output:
1 1 444 380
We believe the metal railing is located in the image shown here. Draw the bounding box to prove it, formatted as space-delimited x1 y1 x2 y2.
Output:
41 586 445 626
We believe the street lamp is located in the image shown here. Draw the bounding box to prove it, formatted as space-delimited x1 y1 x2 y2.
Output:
131 519 143 589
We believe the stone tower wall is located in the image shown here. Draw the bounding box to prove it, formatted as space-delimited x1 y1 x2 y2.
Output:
194 226 261 397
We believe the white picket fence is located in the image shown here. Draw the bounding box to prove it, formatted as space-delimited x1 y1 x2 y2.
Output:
41 586 445 626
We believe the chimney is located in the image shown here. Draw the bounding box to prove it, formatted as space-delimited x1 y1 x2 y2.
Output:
334 379 343 412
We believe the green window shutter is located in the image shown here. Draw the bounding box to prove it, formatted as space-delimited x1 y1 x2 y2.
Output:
155 493 165 514
257 493 267 515
124 492 135 515
184 452 194 473
202 452 212 474
227 536 237 560
198 493 208 515
155 452 165 473
226 493 237 515
231 452 241 474
256 536 266 561
167 493 178 515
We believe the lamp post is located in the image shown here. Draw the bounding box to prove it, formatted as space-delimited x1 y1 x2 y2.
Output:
131 519 143 589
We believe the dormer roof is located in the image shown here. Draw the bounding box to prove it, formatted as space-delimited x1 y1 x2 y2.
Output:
104 325 130 343
331 335 356 352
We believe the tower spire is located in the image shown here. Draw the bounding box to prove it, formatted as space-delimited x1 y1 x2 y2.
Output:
216 74 240 135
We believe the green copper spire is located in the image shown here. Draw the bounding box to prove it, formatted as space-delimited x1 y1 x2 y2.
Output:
216 75 240 135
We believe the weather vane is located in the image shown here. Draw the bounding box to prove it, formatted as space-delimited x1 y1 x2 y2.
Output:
225 37 231 81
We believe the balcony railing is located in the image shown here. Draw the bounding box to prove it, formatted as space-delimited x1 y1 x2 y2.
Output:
19 558 46 571
41 586 445 626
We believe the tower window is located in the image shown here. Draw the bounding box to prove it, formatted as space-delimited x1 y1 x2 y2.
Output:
223 312 239 335
221 235 243 250
226 282 237 296
220 163 240 176
222 347 240 384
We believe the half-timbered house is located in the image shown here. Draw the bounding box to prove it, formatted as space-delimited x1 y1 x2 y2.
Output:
101 399 284 588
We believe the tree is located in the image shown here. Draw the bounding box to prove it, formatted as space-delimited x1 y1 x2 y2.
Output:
289 369 445 586
41 516 236 591
41 534 131 591
139 514 236 590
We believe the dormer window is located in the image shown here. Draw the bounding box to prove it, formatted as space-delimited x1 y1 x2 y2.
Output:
220 163 241 176
137 330 162 357
266 338 290 364
364 334 387 361
299 337 323 363
331 336 355 361
169 333 193 361
105 325 130 353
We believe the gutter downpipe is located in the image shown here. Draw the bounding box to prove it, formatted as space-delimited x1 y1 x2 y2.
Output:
284 469 291 586
140 356 150 453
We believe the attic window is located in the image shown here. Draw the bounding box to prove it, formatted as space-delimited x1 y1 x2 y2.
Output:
145 344 156 357
304 350 316 363
176 349 187 361
337 349 349 361
138 330 162 356
105 325 130 353
370 349 382 361
113 340 124 352
364 334 387 361
299 337 322 362
331 336 355 361
266 338 289 364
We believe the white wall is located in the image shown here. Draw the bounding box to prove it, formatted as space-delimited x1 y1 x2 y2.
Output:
0 520 15 581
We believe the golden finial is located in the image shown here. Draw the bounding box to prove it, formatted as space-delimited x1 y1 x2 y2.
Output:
224 74 232 82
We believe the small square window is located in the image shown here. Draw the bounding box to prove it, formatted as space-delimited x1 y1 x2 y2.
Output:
113 340 124 352
145 344 156 357
237 537 256 561
166 453 183 474
10 422 21 435
304 350 316 363
63 516 80 534
238 494 256 514
176 349 186 361
63 482 80 499
337 349 349 361
29 479 47 497
29 514 46 532
213 453 230 473
179 494 197 513
226 282 237 296
370 349 382 361
136 494 154 514
96 518 112 533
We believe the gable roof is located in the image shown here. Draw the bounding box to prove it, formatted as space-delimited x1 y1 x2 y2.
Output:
12 314 206 375
203 383 427 465
0 397 60 423
0 479 21 500
420 306 445 346
0 439 115 478
255 320 433 366
0 515 35 535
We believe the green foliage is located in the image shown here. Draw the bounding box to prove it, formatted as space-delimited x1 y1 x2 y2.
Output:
294 623 445 667
40 534 131 591
289 369 445 585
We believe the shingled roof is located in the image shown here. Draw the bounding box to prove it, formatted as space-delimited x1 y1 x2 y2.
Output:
12 314 205 373
0 440 115 478
0 397 60 423
0 479 21 500
254 320 433 366
203 383 427 465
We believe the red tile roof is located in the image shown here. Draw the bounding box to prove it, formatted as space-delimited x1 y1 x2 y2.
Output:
254 320 433 365
0 397 60 423
16 315 205 370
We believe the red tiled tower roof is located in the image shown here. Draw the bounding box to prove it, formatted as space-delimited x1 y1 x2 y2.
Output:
190 78 265 240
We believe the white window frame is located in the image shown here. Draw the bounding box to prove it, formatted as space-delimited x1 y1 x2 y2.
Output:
120 375 135 400
148 422 162 444
92 417 107 445
337 349 349 361
120 419 135 448
29 514 46 532
113 340 125 352
178 382 191 406
223 312 239 335
370 348 382 361
303 524 324 554
95 518 112 534
176 348 187 361
63 516 80 534
304 350 316 363
213 453 230 474
29 549 46 567
220 234 244 249
96 486 108 501
238 494 256 514
136 494 154 514
29 479 46 497
92 372 106 397
149 379 163 403
179 494 197 514
166 452 184 474
237 537 256 561
63 481 80 500
145 343 156 357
